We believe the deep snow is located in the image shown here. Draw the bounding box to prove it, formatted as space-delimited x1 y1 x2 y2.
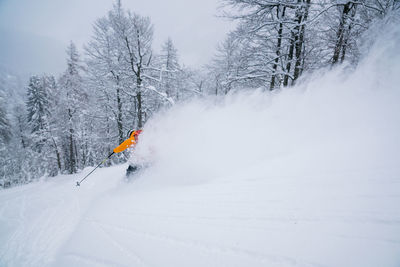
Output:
1 18 400 267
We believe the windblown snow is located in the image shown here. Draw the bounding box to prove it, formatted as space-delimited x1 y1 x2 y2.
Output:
1 20 400 267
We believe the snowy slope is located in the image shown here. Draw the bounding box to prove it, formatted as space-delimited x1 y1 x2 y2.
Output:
1 19 400 267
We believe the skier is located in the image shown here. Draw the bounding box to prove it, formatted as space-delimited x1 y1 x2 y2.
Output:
114 129 143 177
76 129 143 186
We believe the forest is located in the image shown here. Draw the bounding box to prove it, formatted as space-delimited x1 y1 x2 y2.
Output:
0 0 398 188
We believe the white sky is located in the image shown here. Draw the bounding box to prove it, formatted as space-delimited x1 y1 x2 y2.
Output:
0 0 233 75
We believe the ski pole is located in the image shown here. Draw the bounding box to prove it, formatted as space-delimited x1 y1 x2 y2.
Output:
76 152 115 187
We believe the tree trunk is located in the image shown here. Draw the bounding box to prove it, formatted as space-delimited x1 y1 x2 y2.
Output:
137 91 143 128
270 5 286 90
74 141 79 170
116 84 123 144
293 0 310 84
284 30 296 87
68 108 76 174
332 2 354 65
136 67 143 128
340 4 357 63
17 116 26 149
51 137 61 171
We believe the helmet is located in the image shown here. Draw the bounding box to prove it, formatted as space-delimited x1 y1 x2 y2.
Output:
127 129 143 138
127 130 135 138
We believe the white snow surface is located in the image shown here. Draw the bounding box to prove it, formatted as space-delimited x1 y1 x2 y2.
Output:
1 20 400 267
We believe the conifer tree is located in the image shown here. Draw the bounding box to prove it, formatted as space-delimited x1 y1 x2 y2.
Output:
160 38 180 99
0 90 10 144
26 75 50 152
58 42 86 174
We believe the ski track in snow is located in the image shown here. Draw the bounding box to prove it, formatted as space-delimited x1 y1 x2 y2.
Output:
1 164 400 267
0 165 125 267
89 220 323 267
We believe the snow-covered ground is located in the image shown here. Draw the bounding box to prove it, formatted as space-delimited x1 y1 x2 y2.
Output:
1 19 400 267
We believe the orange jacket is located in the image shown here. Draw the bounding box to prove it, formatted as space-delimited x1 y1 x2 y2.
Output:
113 130 142 153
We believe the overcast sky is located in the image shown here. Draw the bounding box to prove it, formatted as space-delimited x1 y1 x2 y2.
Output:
0 0 233 76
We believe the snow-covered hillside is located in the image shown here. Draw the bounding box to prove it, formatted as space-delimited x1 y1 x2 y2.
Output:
1 19 400 267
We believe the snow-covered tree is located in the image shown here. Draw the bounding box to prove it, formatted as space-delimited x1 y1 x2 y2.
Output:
86 1 129 145
208 33 248 94
216 0 395 91
120 12 154 128
26 75 51 152
0 88 11 144
86 0 176 138
58 42 87 174
159 38 181 99
219 0 314 89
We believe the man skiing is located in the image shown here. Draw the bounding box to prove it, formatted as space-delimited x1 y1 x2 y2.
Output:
76 129 143 186
114 129 143 177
